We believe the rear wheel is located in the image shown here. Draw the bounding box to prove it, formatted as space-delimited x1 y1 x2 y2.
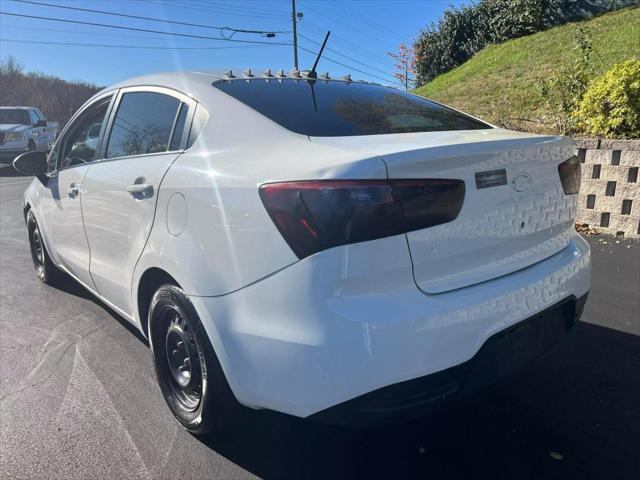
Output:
149 284 242 435
27 211 61 285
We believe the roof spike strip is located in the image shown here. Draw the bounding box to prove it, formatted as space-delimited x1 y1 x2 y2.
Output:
342 74 352 82
224 70 235 79
319 72 330 80
276 69 286 78
263 68 272 77
243 68 253 78
290 68 301 78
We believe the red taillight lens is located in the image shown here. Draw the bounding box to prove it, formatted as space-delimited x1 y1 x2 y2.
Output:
259 179 465 259
558 155 581 195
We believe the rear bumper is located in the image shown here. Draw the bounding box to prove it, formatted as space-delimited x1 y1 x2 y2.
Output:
310 294 587 426
190 233 590 419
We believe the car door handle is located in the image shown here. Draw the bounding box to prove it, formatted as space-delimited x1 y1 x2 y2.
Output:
68 183 80 198
126 183 154 195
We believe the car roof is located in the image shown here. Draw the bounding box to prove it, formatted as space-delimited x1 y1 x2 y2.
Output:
106 69 373 92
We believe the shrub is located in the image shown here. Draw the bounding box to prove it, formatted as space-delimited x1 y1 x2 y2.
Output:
539 25 594 133
414 0 545 85
575 59 640 138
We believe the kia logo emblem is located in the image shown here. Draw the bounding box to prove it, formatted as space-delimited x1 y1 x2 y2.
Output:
511 173 533 192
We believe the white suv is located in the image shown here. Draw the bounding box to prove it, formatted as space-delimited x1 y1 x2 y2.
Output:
14 70 590 433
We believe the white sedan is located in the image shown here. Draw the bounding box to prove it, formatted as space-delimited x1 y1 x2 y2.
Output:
14 69 590 433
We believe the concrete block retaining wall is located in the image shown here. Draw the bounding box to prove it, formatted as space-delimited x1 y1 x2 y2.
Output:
575 139 640 239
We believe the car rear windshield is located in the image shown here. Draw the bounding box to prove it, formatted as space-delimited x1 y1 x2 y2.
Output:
0 109 31 125
212 78 491 136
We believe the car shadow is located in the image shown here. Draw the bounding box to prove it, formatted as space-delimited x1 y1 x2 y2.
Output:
0 163 26 177
20 223 638 478
196 321 640 479
53 272 149 345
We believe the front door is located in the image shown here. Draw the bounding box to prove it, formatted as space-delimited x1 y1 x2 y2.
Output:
81 88 194 317
39 94 114 288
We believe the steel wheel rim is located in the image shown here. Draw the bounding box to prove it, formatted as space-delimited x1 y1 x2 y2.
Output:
31 225 44 273
162 307 203 412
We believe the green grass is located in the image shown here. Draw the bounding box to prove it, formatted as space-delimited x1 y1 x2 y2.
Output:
413 7 640 133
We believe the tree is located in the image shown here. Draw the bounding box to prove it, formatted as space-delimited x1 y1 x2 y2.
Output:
0 56 100 127
388 43 417 91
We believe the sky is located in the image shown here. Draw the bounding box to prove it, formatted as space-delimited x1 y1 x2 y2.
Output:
0 0 467 88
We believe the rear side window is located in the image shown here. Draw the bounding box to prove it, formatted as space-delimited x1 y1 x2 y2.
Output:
106 92 180 158
169 103 188 151
212 79 490 137
187 104 209 148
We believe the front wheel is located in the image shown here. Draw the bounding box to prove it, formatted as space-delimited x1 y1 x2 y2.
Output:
149 284 242 435
27 211 61 285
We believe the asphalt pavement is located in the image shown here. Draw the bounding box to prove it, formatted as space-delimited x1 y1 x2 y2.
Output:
1 166 639 479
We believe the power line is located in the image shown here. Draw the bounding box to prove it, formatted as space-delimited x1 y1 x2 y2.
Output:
0 12 292 45
0 23 185 42
298 33 396 81
187 0 291 18
302 20 392 68
147 0 290 21
1 3 396 84
297 1 398 50
328 0 410 44
297 45 394 85
9 0 291 37
0 38 259 50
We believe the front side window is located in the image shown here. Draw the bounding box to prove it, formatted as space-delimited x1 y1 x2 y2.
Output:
106 92 180 158
58 97 111 170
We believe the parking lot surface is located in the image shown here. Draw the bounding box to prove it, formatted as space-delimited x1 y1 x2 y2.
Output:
1 169 639 479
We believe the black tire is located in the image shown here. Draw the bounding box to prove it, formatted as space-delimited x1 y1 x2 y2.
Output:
149 284 242 435
27 211 61 285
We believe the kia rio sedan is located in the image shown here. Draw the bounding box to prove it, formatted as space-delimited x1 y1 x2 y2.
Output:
14 69 590 433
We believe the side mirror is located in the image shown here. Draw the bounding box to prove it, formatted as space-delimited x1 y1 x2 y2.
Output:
35 119 47 128
13 150 48 182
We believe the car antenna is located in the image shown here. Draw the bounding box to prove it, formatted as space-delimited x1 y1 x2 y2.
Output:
307 31 330 79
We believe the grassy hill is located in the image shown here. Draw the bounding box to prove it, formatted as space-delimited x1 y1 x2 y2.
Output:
414 7 640 134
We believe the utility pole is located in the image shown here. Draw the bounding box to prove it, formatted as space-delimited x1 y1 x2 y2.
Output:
292 0 299 69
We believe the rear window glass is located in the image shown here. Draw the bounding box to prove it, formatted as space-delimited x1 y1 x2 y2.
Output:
212 78 491 136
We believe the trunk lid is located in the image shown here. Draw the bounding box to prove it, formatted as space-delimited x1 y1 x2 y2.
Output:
309 130 577 293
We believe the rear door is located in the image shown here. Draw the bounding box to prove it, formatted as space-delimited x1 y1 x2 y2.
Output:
81 86 195 317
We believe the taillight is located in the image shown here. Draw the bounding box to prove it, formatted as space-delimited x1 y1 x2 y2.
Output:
259 179 465 259
558 155 581 194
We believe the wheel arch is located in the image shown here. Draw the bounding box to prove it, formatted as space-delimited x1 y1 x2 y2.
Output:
23 201 31 223
136 267 180 339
